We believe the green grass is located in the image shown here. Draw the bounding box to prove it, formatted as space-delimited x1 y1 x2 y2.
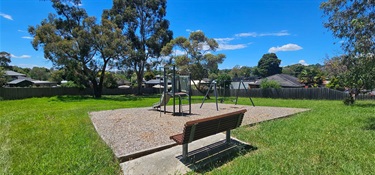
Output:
1 95 375 174
208 98 375 174
0 95 159 175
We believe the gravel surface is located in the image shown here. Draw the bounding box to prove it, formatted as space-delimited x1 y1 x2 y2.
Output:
89 103 308 158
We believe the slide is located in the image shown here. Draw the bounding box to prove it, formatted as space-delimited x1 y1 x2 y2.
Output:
153 93 171 108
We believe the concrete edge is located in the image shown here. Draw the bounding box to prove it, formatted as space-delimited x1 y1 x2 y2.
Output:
118 143 178 163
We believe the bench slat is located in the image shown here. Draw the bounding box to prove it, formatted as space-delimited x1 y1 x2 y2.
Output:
170 109 247 145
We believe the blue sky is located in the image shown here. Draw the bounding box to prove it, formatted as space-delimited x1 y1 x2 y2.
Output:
0 0 343 70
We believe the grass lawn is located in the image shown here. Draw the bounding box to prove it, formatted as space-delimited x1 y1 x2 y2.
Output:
208 98 375 174
1 95 375 174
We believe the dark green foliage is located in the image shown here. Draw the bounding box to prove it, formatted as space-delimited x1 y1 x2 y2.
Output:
161 31 226 96
260 79 281 89
29 0 128 98
0 51 11 67
282 63 305 77
144 71 155 81
321 0 375 101
29 67 50 81
343 96 355 105
103 0 173 95
216 74 231 88
255 53 282 78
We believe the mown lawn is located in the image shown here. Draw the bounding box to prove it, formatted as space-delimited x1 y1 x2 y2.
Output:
1 95 374 174
207 98 375 174
0 95 159 175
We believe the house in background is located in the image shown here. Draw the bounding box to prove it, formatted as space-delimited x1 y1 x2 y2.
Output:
6 79 34 87
4 70 27 80
3 70 56 87
248 74 304 88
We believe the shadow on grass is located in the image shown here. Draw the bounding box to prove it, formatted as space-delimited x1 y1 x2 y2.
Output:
354 103 375 108
363 117 375 130
178 139 257 174
51 94 158 102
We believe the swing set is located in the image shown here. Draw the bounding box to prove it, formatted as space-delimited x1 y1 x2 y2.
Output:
200 80 255 111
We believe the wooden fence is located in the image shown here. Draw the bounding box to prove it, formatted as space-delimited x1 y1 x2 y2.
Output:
193 87 375 100
1 87 374 101
0 87 156 100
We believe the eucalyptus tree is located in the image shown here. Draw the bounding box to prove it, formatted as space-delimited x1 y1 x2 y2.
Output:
321 0 375 98
0 51 11 67
161 31 226 95
102 0 173 94
29 0 128 98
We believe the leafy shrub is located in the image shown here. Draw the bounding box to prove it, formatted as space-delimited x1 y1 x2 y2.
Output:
343 96 355 105
260 79 281 89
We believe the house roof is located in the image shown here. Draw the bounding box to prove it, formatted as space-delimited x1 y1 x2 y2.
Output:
5 70 26 76
145 79 171 84
7 79 33 85
253 74 304 87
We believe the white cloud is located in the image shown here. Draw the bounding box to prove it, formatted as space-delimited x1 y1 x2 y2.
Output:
268 43 303 53
218 44 247 51
22 36 33 40
215 37 248 51
235 32 257 37
298 60 309 66
186 29 202 33
0 12 13 20
18 30 27 33
235 30 290 38
11 54 31 59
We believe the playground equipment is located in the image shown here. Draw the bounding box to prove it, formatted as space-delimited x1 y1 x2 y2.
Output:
200 80 255 111
153 65 191 116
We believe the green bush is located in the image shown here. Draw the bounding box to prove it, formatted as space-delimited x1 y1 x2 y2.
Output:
260 79 281 89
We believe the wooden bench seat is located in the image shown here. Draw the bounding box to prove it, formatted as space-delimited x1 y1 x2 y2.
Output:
170 109 247 160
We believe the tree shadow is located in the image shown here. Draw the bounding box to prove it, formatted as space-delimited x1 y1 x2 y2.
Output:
177 139 257 173
353 102 375 108
363 117 375 130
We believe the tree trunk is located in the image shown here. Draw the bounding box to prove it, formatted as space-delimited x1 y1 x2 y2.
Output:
136 76 143 95
91 80 102 98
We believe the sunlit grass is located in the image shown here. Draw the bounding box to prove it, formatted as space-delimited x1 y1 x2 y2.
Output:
207 99 375 174
1 95 374 174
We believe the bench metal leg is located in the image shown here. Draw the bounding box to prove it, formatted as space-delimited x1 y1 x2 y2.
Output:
182 143 188 160
226 130 231 143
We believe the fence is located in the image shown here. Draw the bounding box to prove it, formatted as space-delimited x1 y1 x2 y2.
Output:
0 87 156 100
1 87 374 101
193 87 375 100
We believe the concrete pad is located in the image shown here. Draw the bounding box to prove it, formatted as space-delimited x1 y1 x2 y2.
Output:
121 133 255 175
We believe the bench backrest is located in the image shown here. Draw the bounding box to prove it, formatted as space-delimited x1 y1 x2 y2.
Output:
181 109 247 144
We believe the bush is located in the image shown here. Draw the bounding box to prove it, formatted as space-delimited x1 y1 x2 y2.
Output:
343 96 355 105
260 79 281 89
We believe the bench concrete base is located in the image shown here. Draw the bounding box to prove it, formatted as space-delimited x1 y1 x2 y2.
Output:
121 133 255 175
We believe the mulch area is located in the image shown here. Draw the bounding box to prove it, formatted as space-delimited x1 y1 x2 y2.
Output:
89 103 309 158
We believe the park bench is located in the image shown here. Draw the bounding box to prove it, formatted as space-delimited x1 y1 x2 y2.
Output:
170 109 247 160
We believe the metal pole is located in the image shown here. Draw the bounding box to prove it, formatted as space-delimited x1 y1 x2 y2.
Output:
214 82 219 111
163 67 167 113
200 82 214 108
235 80 241 105
173 65 176 115
241 80 255 107
189 74 191 114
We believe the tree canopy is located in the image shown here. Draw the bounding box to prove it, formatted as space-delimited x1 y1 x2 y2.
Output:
29 0 128 98
0 51 11 67
255 53 282 78
161 31 226 95
321 0 375 94
103 0 173 94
